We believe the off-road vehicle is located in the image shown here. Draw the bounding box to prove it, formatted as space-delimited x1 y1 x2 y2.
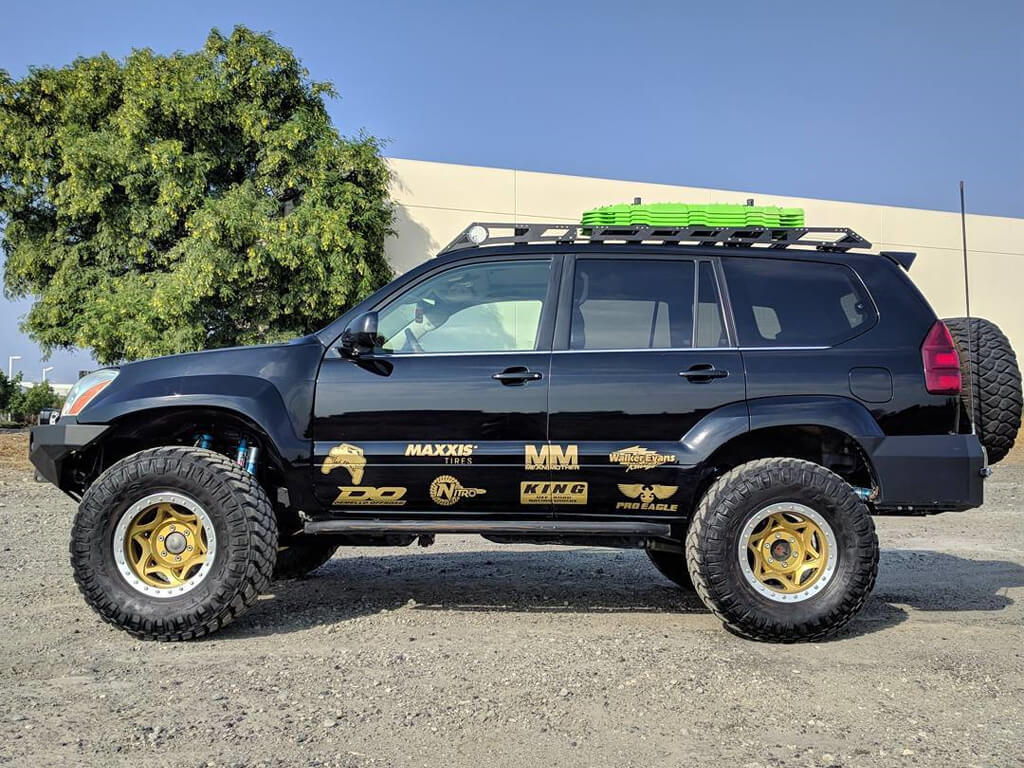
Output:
30 203 1022 642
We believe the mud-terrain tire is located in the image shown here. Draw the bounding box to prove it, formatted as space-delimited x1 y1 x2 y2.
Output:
70 447 278 641
943 316 1022 464
273 538 338 580
645 549 694 591
686 458 878 642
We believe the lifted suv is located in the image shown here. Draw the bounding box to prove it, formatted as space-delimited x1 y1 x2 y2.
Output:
31 214 1022 642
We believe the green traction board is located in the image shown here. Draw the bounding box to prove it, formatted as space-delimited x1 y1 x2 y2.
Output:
581 202 805 228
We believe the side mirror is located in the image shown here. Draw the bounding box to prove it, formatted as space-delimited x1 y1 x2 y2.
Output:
340 311 381 358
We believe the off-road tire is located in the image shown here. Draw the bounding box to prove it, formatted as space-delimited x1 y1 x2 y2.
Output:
70 447 278 641
645 549 694 591
273 538 338 580
943 316 1022 464
686 458 878 642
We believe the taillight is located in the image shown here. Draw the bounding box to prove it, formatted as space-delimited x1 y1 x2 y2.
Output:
921 321 962 395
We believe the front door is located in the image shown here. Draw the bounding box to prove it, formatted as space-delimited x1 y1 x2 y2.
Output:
312 256 558 514
547 256 746 517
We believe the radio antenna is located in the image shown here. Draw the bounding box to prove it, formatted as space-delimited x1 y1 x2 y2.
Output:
960 180 976 435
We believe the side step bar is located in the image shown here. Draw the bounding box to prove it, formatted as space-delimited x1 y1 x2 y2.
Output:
304 518 673 537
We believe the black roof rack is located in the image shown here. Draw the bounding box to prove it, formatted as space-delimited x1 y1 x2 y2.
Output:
439 222 872 255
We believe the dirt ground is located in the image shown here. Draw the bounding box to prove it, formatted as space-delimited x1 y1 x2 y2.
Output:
1 432 1022 767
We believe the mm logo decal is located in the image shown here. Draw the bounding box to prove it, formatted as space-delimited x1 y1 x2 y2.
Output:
616 484 678 512
332 487 407 506
525 444 579 471
321 443 367 484
609 445 678 472
520 482 588 505
429 475 486 506
406 443 477 464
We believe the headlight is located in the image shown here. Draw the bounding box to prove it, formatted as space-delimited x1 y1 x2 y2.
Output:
61 369 119 417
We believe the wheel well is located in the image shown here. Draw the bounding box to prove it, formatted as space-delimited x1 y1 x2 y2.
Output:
698 425 876 501
66 407 296 530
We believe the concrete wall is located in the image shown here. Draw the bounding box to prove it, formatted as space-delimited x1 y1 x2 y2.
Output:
386 157 1024 353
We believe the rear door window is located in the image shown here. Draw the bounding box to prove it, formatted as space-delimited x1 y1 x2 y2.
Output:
722 258 876 347
570 259 696 350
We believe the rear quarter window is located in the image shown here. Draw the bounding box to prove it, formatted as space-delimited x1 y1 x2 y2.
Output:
722 257 877 347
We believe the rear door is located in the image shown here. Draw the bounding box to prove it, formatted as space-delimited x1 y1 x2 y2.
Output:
547 255 745 517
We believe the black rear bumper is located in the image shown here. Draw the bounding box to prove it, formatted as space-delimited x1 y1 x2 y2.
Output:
862 433 986 513
29 421 109 491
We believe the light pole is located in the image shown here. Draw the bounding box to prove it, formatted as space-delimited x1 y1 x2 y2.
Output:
7 355 21 379
42 366 54 382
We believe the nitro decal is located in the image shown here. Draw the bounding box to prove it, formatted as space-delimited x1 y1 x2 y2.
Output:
525 444 579 471
616 484 679 512
321 443 367 484
406 443 477 464
429 475 486 506
609 445 678 472
333 486 407 506
521 481 588 505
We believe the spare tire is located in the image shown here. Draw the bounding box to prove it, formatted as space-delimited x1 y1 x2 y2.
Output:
943 317 1022 464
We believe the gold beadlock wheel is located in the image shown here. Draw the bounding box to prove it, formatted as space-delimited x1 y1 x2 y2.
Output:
738 502 837 603
113 492 217 598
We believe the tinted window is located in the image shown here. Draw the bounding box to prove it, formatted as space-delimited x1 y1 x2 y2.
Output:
696 261 728 347
722 258 876 347
570 259 695 350
377 260 550 353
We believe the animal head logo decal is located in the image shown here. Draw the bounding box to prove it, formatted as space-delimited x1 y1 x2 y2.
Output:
321 443 366 485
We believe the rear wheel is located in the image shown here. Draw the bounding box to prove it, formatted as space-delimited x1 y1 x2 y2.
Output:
70 447 278 641
943 316 1022 464
645 548 694 590
687 458 878 642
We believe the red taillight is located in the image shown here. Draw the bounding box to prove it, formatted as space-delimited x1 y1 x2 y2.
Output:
921 320 962 395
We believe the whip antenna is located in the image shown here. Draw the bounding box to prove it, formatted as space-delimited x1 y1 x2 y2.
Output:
960 180 976 435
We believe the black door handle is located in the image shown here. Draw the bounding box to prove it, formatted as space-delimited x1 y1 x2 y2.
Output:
679 364 729 382
492 366 543 385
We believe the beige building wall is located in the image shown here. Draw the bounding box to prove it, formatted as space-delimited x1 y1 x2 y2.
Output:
386 157 1024 352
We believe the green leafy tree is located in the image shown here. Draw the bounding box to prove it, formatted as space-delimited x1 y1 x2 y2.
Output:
0 370 21 414
9 380 61 423
0 26 393 364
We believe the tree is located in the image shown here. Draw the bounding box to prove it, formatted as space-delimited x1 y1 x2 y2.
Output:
0 369 21 414
0 26 393 364
9 380 61 423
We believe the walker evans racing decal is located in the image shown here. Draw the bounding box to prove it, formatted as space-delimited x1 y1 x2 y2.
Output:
609 445 678 472
521 481 588 505
405 443 477 464
322 443 406 506
616 484 679 512
321 443 366 484
525 445 579 471
430 475 486 506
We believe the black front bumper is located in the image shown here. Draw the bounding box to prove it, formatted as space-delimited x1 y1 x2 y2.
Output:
29 421 109 490
862 433 986 513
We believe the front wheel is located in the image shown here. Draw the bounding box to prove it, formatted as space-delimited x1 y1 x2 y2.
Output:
686 458 878 642
70 447 278 641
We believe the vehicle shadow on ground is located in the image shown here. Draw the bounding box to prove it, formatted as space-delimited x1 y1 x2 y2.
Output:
224 547 1024 642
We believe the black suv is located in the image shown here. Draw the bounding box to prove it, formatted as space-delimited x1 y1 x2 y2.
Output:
30 220 1022 642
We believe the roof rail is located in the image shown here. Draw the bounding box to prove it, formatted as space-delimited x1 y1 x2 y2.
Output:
439 222 872 255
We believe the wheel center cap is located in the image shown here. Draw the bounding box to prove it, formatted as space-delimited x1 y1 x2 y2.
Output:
771 540 792 561
164 531 188 555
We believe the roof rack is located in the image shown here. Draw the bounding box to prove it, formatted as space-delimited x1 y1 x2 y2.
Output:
439 222 872 255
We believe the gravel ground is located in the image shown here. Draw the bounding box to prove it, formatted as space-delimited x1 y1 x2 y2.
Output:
0 435 1022 768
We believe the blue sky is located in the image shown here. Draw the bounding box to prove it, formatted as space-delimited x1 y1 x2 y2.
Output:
2 0 1022 382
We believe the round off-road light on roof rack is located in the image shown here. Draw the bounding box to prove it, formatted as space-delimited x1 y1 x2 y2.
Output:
466 225 489 244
